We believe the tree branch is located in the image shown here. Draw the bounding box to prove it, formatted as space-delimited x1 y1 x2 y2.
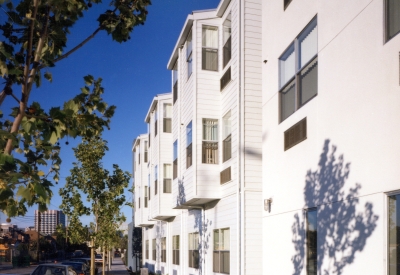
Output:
39 26 103 70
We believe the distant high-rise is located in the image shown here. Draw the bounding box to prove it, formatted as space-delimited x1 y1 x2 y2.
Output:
34 210 65 235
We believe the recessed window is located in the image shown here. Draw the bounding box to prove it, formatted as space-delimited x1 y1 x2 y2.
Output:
145 240 149 259
144 186 148 208
161 237 166 263
213 228 230 274
173 61 178 104
154 165 158 195
154 108 158 137
187 30 193 78
173 235 180 265
186 121 193 168
202 26 219 71
144 141 148 162
163 164 172 193
152 239 156 260
223 14 232 68
388 194 400 274
202 119 218 164
279 17 318 122
163 104 172 133
188 232 199 268
173 140 178 179
221 67 231 91
386 0 400 41
223 111 232 162
306 208 317 275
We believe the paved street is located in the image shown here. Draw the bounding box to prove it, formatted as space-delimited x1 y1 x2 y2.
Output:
0 257 130 275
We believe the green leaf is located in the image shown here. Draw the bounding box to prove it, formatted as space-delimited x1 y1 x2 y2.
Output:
83 75 94 86
49 131 58 145
17 186 32 201
0 60 8 77
44 72 52 82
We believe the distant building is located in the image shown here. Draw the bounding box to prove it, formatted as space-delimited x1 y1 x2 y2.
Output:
34 210 65 235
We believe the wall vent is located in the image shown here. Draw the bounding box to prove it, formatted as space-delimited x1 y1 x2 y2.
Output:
220 166 231 184
284 117 307 151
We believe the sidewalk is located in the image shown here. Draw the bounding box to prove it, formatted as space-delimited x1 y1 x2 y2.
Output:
105 257 131 275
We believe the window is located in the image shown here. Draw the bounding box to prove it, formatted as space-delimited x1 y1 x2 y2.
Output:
154 109 158 137
223 111 231 162
284 117 307 151
223 15 231 68
202 26 218 71
144 141 148 162
186 121 193 168
163 164 172 193
188 232 199 268
187 30 193 78
161 237 166 262
148 174 151 201
386 0 400 41
202 119 218 164
284 0 293 10
173 62 178 104
163 104 172 133
173 235 180 265
152 239 156 260
154 165 158 195
213 228 230 274
144 186 148 208
220 167 231 184
173 140 178 179
220 67 231 91
388 194 400 275
146 240 149 259
306 208 317 275
279 17 318 122
137 146 140 165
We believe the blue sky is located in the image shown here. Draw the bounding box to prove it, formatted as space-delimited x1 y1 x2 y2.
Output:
0 0 220 228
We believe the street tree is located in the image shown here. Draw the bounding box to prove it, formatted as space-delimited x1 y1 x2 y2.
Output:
59 136 130 275
0 0 151 218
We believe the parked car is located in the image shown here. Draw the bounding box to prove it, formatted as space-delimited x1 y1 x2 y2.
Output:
30 263 77 275
61 261 89 275
94 254 103 267
71 258 99 275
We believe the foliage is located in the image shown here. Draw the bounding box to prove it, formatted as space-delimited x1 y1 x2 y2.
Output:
0 0 151 217
59 137 130 250
0 76 115 217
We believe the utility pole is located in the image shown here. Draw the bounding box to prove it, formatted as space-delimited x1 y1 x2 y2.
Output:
36 208 40 263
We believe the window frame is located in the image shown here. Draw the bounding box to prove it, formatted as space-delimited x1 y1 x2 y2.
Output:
173 235 180 265
223 14 232 69
163 163 172 193
202 25 219 72
279 16 318 123
161 237 166 263
202 118 219 164
188 232 199 268
213 228 230 274
163 103 172 133
154 165 158 195
152 239 156 261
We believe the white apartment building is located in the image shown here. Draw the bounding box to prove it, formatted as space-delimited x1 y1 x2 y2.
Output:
262 1 400 275
34 210 65 235
132 0 263 274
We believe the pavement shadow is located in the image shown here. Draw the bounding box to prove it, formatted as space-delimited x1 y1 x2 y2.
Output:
292 139 378 275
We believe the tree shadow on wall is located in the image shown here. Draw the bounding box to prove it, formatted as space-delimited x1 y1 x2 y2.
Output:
292 139 379 275
130 227 142 272
176 179 186 207
189 209 212 275
155 221 165 275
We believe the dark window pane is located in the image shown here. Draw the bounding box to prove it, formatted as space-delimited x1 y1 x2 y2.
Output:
280 80 296 121
163 179 171 193
173 81 178 104
202 48 218 71
306 209 317 275
223 36 231 68
173 159 178 179
300 57 318 106
186 143 192 168
389 195 400 275
164 118 172 133
387 0 400 40
202 141 218 164
213 251 220 272
221 67 231 91
223 134 232 162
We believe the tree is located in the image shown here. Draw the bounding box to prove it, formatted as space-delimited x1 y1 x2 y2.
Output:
59 136 130 275
0 0 151 218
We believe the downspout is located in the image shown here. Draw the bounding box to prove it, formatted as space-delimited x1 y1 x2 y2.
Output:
238 0 244 274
